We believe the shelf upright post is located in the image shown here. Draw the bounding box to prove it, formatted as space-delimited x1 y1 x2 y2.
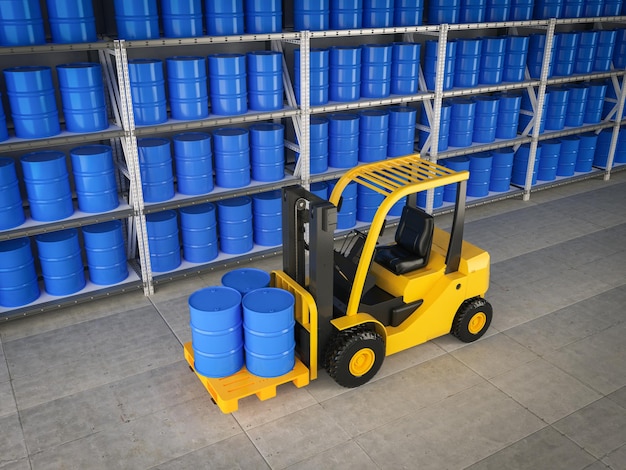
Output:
604 69 626 180
295 30 311 188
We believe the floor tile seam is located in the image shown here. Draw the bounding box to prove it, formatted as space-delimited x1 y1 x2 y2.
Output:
550 314 626 356
149 298 186 349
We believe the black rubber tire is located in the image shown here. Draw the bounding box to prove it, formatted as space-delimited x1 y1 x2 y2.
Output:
451 297 493 343
325 326 385 388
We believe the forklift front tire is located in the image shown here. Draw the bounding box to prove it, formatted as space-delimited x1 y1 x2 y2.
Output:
451 297 493 343
325 326 385 388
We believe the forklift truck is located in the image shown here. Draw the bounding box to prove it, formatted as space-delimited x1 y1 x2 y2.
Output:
185 154 492 410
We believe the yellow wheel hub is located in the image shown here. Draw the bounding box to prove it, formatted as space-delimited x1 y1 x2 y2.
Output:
468 312 487 335
349 348 376 377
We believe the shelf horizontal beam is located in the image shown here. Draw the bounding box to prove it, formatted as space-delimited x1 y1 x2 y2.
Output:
437 136 532 159
0 40 113 55
546 71 624 86
123 32 301 48
442 81 540 98
310 93 434 114
0 126 125 152
538 122 614 140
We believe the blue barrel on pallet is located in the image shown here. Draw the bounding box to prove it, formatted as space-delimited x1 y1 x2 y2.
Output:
449 98 476 148
70 145 119 213
362 0 393 27
417 187 443 209
247 51 283 112
294 48 329 105
252 191 282 246
205 0 243 35
0 237 39 307
47 0 96 43
424 40 456 90
582 0 603 16
361 43 392 98
213 128 250 188
294 0 329 31
328 113 359 168
545 87 569 131
557 135 580 177
310 181 328 199
503 36 529 83
180 203 218 263
511 143 541 186
468 153 493 197
113 0 159 40
479 37 506 85
604 0 624 15
485 0 510 21
562 0 584 16
359 109 389 162
527 34 553 79
189 286 244 378
614 29 626 69
166 56 208 121
329 180 357 229
243 288 296 378
128 59 167 125
553 32 579 77
0 157 25 229
173 132 213 195
537 140 561 181
495 92 522 139
82 220 129 285
161 0 202 37
418 101 450 152
146 210 181 272
460 0 486 22
389 106 417 156
391 42 420 94
331 0 362 29
309 117 329 174
509 0 534 19
394 0 424 25
427 0 460 23
593 128 613 167
329 46 361 102
574 31 598 74
0 0 45 46
4 66 61 139
490 148 515 192
518 89 550 135
533 0 563 18
245 0 282 33
443 156 470 202
473 95 500 144
594 30 617 72
21 150 73 222
357 184 385 222
564 83 588 127
576 132 599 172
454 38 482 88
0 93 7 142
249 123 284 182
208 53 247 116
36 228 86 296
138 138 175 202
222 267 270 295
584 82 607 124
217 196 254 254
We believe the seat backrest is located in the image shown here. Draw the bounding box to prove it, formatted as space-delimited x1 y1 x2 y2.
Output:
395 205 434 259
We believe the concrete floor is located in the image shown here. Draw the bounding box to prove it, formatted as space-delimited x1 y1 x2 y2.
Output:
1 170 626 470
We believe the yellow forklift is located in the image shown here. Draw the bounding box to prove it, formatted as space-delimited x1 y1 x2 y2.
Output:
184 154 492 411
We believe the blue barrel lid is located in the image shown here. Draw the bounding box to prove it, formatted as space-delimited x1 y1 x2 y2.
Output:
222 268 271 294
173 132 211 142
217 196 252 208
138 137 170 148
0 237 30 253
242 287 294 313
249 123 284 132
21 150 65 164
146 209 177 223
213 127 248 137
189 285 241 312
253 190 281 201
36 228 78 243
179 202 215 215
70 144 112 156
82 220 122 235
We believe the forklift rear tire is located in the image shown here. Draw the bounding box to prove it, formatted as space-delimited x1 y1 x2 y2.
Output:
325 326 385 388
451 297 493 343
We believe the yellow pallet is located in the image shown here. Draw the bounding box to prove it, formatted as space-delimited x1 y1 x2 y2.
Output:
183 342 310 413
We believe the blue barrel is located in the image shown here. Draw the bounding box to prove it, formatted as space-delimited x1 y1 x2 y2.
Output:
363 0 393 27
394 0 424 25
603 0 624 15
247 51 283 112
243 288 295 378
0 157 25 229
361 44 392 98
246 0 282 32
0 237 39 307
509 0 534 19
128 59 167 126
205 0 244 35
503 36 529 83
485 0 511 21
576 132 598 172
208 54 247 116
545 87 569 131
583 0 603 16
173 132 213 195
138 138 175 202
36 229 85 296
449 98 476 148
533 0 563 18
562 0 584 16
295 48 329 106
179 203 218 263
309 117 329 174
553 32 579 77
47 0 96 43
468 153 493 197
511 143 541 186
252 190 282 246
479 37 506 85
454 39 482 88
418 101 450 152
0 93 7 142
294 0 330 30
584 82 607 124
417 186 443 209
614 29 626 69
518 89 550 135
391 42 420 95
166 56 208 121
21 151 73 221
328 113 359 168
3 66 61 139
329 180 357 229
82 220 129 285
575 31 599 74
57 62 108 133
527 34 553 79
594 30 617 72
217 196 253 254
113 0 159 40
146 210 180 272
359 109 389 162
389 106 417 156
473 95 500 144
495 92 522 139
615 127 626 163
443 156 470 202
427 0 460 23
222 268 270 294
424 40 456 90
249 123 284 182
564 83 588 127
0 0 45 46
556 135 579 177
460 0 486 22
537 139 561 181
357 184 384 222
490 148 515 192
189 286 244 378
213 128 250 188
310 181 328 199
593 128 613 167
329 46 361 102
331 0 362 29
70 145 118 213
161 0 202 37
